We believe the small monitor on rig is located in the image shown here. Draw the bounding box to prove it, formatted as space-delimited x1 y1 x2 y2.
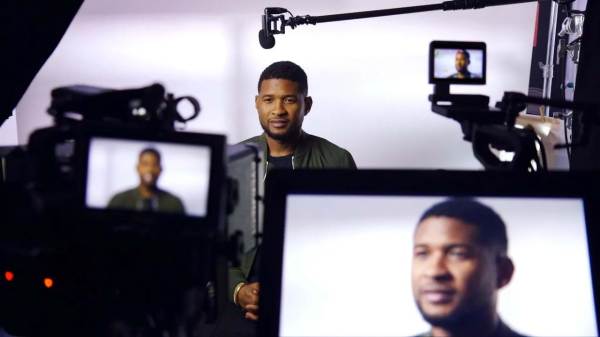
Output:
429 41 486 85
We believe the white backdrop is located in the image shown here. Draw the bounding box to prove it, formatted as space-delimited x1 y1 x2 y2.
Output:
3 0 538 169
281 196 597 337
86 138 211 216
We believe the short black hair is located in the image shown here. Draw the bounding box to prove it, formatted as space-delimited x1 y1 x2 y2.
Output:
257 61 308 95
139 147 161 164
457 49 470 60
418 198 508 254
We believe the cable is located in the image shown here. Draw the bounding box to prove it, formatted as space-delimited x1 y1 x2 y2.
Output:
563 111 572 161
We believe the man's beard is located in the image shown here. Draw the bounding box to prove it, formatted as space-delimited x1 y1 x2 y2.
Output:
416 299 485 330
141 173 159 190
261 123 301 143
457 68 469 75
420 309 462 329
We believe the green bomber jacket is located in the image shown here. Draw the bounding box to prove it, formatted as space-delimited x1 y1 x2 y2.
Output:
228 130 357 302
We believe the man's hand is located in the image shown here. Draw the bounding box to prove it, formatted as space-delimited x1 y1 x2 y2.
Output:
236 282 260 321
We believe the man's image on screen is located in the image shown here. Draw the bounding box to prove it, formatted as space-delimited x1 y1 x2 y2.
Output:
447 49 480 79
107 148 186 214
411 198 526 337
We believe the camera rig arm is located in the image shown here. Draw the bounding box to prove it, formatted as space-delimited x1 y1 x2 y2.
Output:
430 89 599 171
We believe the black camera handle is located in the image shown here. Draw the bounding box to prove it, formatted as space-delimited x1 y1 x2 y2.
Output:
48 84 201 131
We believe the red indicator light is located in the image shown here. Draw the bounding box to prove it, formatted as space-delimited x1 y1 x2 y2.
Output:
43 278 54 289
4 271 14 282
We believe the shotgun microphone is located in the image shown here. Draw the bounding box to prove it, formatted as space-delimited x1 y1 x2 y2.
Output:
258 29 275 49
258 7 291 49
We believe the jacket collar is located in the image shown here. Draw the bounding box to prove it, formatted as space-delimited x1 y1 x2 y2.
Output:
258 130 309 159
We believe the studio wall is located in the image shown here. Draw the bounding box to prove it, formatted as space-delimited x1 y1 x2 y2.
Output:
5 0 537 169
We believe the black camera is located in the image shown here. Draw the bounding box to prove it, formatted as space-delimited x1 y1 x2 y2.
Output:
0 84 234 337
427 41 548 171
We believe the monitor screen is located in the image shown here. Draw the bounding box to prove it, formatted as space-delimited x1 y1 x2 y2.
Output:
85 137 212 217
281 195 594 336
260 171 599 337
433 48 484 80
429 41 486 85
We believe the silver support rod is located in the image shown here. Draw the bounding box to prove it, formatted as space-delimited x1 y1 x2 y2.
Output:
542 1 559 116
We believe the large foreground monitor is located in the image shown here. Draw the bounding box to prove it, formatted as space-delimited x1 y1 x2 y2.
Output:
259 170 599 337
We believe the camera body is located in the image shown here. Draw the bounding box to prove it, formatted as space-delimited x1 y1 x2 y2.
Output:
0 85 229 337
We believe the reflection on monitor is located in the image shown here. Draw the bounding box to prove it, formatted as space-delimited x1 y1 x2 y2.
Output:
86 137 211 217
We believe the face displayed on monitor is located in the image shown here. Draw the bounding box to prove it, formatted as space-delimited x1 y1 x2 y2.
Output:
428 41 486 85
85 137 211 217
278 195 597 337
433 48 484 81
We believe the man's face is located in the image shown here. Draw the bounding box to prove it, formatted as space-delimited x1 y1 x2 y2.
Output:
137 152 161 188
455 51 470 74
411 216 500 327
255 78 312 142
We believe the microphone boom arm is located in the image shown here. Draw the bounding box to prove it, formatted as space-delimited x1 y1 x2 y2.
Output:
268 0 537 32
260 0 538 48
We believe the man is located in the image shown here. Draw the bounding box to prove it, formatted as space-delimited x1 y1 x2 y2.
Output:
229 61 356 326
245 60 356 175
411 198 526 337
108 148 185 214
448 49 480 79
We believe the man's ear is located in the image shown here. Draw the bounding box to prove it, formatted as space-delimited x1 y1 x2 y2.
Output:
304 96 313 116
496 256 514 289
255 95 260 110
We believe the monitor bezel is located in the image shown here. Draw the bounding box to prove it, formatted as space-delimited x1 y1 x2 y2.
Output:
259 170 600 337
429 40 487 85
75 125 226 234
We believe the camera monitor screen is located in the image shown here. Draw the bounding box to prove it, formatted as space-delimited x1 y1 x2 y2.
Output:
429 41 486 85
260 171 599 337
82 129 225 223
86 138 210 216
